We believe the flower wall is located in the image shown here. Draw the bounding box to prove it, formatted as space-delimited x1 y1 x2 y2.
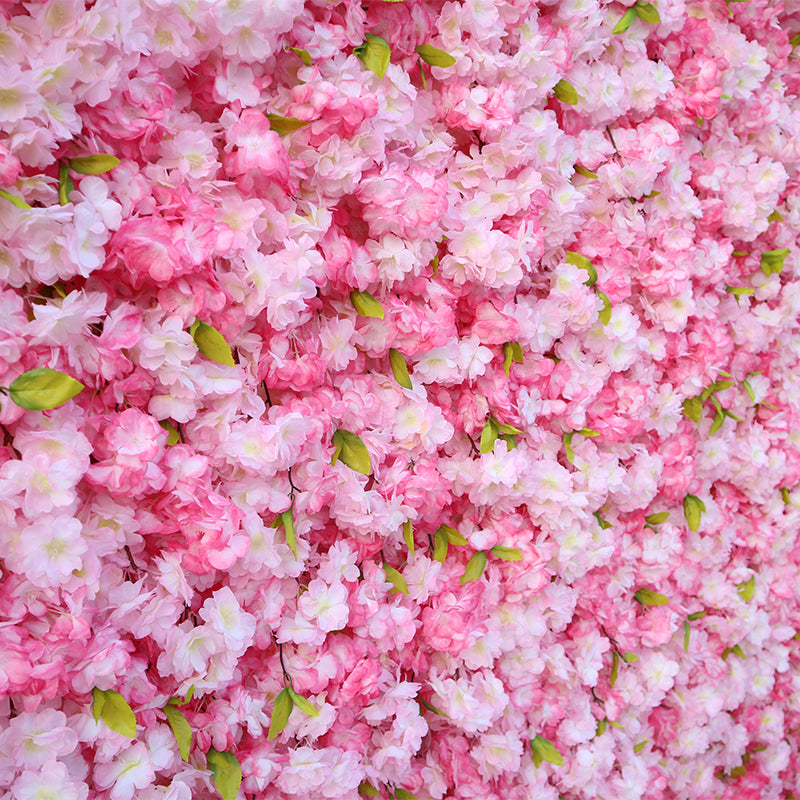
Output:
2 0 800 798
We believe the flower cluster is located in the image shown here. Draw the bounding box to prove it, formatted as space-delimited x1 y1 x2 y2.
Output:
1 0 800 799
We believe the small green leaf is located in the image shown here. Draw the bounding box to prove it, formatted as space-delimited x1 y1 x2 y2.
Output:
761 248 790 275
402 520 414 556
563 431 575 464
383 563 409 595
350 290 385 319
594 512 611 530
207 748 242 800
281 507 297 558
578 427 599 437
737 576 755 602
395 790 419 800
608 720 624 728
597 291 612 324
683 620 691 652
596 718 607 736
432 529 448 563
68 154 121 174
418 58 428 90
164 705 192 761
480 418 499 454
635 588 669 606
93 688 137 738
415 44 456 68
331 429 371 475
389 348 412 389
0 188 31 209
269 689 293 740
359 782 381 797
791 33 800 48
573 164 598 179
610 651 619 688
683 494 705 532
553 79 578 105
289 47 312 65
58 162 74 205
645 512 669 525
10 368 85 410
709 407 725 434
781 486 791 505
743 380 756 403
266 114 308 135
460 550 486 585
499 433 517 450
687 610 706 621
732 250 749 257
634 0 661 23
168 685 195 706
622 652 638 663
531 735 564 768
491 545 523 561
355 33 391 79
612 6 637 33
682 396 703 422
493 418 523 435
633 740 648 753
502 341 523 376
159 420 181 446
287 687 319 717
418 697 447 716
767 210 784 222
438 525 468 546
708 379 734 392
191 320 235 367
566 250 598 286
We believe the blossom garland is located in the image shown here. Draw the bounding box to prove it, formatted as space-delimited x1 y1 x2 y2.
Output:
1 0 800 798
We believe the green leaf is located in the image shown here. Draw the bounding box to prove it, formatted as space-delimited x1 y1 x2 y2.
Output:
573 164 598 180
494 419 523 435
682 396 703 422
289 47 312 65
563 431 575 464
159 420 181 446
683 494 705 532
767 210 784 222
0 188 31 209
359 782 381 797
737 576 755 602
597 291 612 325
418 58 428 90
350 290 385 319
460 550 486 585
708 379 734 392
168 685 195 706
781 486 791 505
268 689 293 740
634 588 669 606
732 250 749 257
502 341 523 376
415 44 456 67
791 33 800 48
491 545 523 561
93 688 137 738
594 512 611 530
530 735 564 768
402 520 414 556
432 529 448 563
687 610 706 621
633 740 648 753
190 320 235 367
58 162 74 206
761 248 790 275
418 697 447 716
207 748 242 800
610 651 619 687
612 6 637 33
383 563 409 594
578 427 599 437
634 0 661 23
480 418 499 454
287 687 319 717
389 348 412 389
622 652 638 663
566 251 598 286
10 368 85 410
709 407 725 435
743 380 756 403
684 620 691 653
395 790 419 800
439 525 468 546
331 429 371 475
355 33 391 79
499 433 517 450
266 114 308 135
645 512 669 525
596 718 607 736
68 154 121 174
164 705 192 761
281 507 297 558
553 79 578 105
608 720 624 729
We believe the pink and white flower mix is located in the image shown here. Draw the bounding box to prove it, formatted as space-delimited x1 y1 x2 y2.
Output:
1 0 800 797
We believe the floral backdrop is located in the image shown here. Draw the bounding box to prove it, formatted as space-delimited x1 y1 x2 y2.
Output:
1 0 800 798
